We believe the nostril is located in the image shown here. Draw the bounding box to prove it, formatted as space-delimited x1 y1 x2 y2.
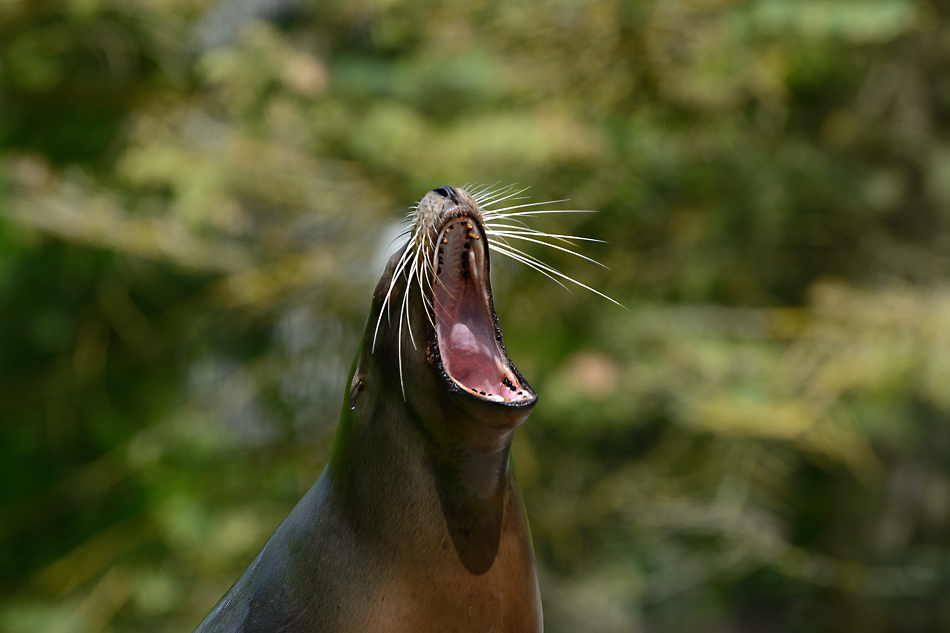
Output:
433 186 460 202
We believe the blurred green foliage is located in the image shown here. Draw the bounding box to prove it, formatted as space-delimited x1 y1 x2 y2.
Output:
2 0 950 631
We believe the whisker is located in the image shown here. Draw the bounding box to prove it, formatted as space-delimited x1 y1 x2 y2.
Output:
487 210 597 221
482 199 572 215
373 242 414 352
485 224 606 244
420 234 437 328
484 215 531 230
489 238 625 309
397 292 407 398
470 181 507 203
478 186 531 209
403 249 422 350
486 225 580 248
386 229 412 250
396 241 429 398
487 231 609 268
471 181 502 199
484 197 533 211
488 240 576 296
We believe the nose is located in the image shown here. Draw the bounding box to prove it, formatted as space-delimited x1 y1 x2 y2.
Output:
432 186 459 203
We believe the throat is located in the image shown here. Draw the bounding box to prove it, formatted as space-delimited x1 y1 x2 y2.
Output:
436 463 511 576
333 375 516 571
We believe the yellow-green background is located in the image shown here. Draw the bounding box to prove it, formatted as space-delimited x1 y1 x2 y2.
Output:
2 0 949 631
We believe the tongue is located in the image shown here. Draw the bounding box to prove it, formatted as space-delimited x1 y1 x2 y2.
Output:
443 321 503 395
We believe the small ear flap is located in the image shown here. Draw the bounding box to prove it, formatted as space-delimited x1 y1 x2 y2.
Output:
349 370 363 409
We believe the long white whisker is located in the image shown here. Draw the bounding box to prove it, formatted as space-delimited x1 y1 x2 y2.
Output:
373 241 414 352
470 182 508 202
487 231 609 268
485 224 606 244
486 225 580 248
489 241 576 296
484 215 531 230
470 183 507 205
420 234 436 328
488 209 597 220
396 240 428 399
471 182 502 199
480 192 529 210
485 197 533 212
402 247 423 351
397 291 407 399
482 199 572 215
478 186 531 209
386 229 411 250
488 238 626 309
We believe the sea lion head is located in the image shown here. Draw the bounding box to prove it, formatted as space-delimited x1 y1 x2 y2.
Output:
363 186 537 448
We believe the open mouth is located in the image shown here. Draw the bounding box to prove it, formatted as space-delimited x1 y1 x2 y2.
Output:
432 215 533 404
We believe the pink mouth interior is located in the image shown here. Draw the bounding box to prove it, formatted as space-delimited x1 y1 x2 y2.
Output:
433 217 532 403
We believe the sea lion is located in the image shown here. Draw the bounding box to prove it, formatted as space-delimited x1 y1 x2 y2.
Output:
194 186 542 632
